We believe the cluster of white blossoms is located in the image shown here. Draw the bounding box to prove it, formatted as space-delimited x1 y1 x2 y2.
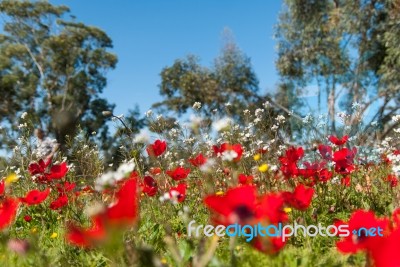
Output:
302 113 313 124
145 109 153 118
34 137 58 159
159 190 180 204
388 152 400 177
192 102 202 110
133 129 150 144
393 115 400 134
221 150 238 162
95 160 135 191
212 117 232 132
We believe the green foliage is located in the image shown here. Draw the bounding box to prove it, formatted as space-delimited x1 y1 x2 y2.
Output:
153 31 262 122
0 0 117 152
275 0 400 138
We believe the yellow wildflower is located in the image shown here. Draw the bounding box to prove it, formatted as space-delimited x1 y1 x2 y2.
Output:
284 207 292 213
50 232 58 239
258 164 269 172
5 173 18 185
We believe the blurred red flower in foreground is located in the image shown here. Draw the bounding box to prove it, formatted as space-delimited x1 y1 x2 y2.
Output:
166 166 190 181
256 193 288 223
336 210 389 254
20 188 50 206
67 216 106 248
204 185 289 254
204 185 257 225
146 140 167 157
0 180 5 195
0 198 19 230
67 176 138 247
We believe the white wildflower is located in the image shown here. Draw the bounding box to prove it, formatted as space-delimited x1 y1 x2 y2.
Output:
302 114 313 124
212 117 232 132
20 112 28 119
255 109 264 117
275 115 286 123
392 115 400 122
352 102 361 110
199 158 215 173
133 130 150 144
221 150 238 161
145 110 153 117
192 102 202 109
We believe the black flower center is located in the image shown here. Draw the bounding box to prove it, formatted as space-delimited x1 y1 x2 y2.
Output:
234 205 254 221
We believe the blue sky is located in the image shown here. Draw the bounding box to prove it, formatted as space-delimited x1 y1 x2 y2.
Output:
50 0 283 116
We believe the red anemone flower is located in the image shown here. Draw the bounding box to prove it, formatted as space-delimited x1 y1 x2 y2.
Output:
279 147 304 178
333 147 357 175
146 140 167 157
329 135 349 146
189 153 207 167
46 162 68 180
238 174 254 185
20 188 50 206
341 176 351 186
142 176 158 196
28 158 51 176
282 184 314 211
169 183 187 203
166 166 190 181
149 167 162 176
50 194 69 210
318 144 332 160
56 181 76 193
386 174 398 187
213 143 244 162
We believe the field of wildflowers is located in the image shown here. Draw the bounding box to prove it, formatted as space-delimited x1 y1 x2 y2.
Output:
1 102 400 267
